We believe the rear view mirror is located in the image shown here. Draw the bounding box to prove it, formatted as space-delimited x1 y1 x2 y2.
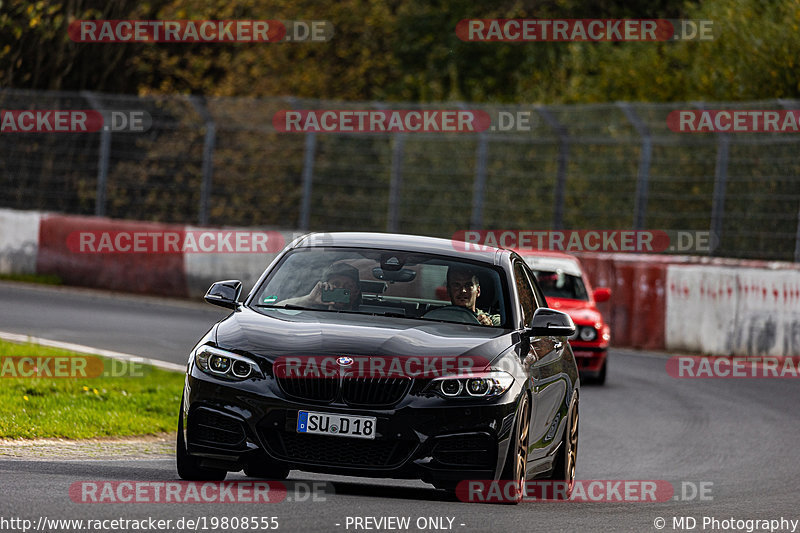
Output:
360 280 388 294
204 280 242 310
593 287 611 303
372 267 416 282
527 308 576 337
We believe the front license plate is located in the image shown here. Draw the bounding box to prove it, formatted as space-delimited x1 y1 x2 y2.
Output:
297 411 377 440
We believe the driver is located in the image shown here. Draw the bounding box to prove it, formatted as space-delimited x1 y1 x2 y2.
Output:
446 265 500 326
280 262 361 311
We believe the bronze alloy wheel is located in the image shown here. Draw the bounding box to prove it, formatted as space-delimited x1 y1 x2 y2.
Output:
515 395 531 489
565 398 579 493
544 395 578 499
500 394 531 503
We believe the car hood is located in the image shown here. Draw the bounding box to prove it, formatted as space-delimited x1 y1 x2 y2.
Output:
545 298 603 325
215 307 513 362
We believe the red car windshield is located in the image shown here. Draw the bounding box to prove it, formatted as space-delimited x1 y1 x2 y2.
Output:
532 270 589 301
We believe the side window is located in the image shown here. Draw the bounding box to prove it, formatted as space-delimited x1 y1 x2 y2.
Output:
523 263 548 308
513 261 536 326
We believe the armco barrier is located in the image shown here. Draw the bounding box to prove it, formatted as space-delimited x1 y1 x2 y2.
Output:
0 208 41 275
577 253 800 356
574 253 670 351
667 265 800 357
37 214 189 297
2 208 798 356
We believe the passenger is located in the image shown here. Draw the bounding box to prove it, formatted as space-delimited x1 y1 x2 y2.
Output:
280 262 361 311
446 265 500 326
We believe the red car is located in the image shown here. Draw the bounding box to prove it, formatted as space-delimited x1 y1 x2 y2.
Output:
517 250 611 384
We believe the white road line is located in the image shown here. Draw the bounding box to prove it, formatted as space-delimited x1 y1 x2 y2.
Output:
0 330 185 372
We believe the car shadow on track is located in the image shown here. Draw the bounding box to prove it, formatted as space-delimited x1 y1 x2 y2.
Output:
286 478 458 503
0 460 459 503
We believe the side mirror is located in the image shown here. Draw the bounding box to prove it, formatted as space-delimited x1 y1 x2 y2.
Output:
593 287 611 303
527 308 576 337
204 280 242 310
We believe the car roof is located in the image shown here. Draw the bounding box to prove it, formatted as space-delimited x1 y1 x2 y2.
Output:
516 251 583 277
290 232 506 265
513 248 576 260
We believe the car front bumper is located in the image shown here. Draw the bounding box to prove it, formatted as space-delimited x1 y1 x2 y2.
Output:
570 345 607 374
182 371 520 487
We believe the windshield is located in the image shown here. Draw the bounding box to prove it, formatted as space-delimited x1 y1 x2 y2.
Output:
532 270 589 301
251 247 509 327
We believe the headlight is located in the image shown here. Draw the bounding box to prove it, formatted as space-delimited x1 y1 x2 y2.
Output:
431 370 514 398
578 326 598 342
194 345 261 380
441 379 463 397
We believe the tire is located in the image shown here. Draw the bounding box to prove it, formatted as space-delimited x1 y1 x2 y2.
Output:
176 398 227 481
243 462 290 480
545 396 578 499
583 358 607 386
498 394 531 504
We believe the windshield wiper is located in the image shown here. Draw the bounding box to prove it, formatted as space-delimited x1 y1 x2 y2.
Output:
341 310 406 319
253 304 316 311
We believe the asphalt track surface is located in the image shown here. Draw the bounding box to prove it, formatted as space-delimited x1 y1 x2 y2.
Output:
1 281 799 532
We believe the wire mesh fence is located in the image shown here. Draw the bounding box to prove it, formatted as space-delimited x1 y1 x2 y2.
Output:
1 88 799 261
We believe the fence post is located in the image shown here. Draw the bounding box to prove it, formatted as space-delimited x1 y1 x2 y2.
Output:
470 133 489 229
189 96 216 226
617 102 652 230
795 207 800 264
82 91 109 217
457 102 489 230
698 100 729 257
536 106 569 230
778 99 800 262
386 133 406 233
290 97 317 231
299 132 317 231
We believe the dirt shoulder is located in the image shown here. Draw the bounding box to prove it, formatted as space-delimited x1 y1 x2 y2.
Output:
0 433 174 460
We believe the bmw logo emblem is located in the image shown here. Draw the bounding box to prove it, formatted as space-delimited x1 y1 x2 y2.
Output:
337 356 354 366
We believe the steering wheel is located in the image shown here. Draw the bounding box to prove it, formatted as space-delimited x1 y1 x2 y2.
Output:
422 305 481 325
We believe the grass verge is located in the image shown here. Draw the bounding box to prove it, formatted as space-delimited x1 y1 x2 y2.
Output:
0 273 62 285
0 339 183 439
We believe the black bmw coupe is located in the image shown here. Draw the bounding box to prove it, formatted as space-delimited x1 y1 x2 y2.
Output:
177 232 580 501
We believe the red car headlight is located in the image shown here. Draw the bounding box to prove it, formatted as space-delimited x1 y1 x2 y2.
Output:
578 326 598 342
